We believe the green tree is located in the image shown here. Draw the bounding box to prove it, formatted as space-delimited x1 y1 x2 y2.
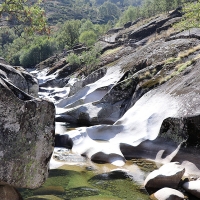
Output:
118 6 138 25
66 52 81 65
81 46 100 76
174 1 200 31
0 0 49 35
99 2 121 22
79 30 97 47
55 20 81 50
19 36 56 67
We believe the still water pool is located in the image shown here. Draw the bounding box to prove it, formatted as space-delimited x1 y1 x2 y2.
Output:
18 123 156 200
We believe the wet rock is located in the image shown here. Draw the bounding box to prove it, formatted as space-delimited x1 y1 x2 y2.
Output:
144 162 185 194
182 180 200 198
150 187 184 200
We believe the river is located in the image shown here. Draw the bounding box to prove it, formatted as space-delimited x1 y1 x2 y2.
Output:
17 121 155 199
16 68 161 199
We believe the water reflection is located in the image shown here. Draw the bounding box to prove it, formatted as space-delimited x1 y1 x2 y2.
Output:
18 122 151 199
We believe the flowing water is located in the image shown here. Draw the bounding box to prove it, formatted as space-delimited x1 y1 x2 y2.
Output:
17 122 155 200
17 69 158 199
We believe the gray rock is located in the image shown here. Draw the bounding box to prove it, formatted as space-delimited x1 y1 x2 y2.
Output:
0 76 55 189
0 63 39 97
144 162 185 194
168 28 200 41
150 187 184 200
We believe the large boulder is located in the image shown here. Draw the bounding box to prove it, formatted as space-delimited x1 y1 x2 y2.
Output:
150 187 184 200
144 162 185 194
0 71 55 188
0 64 39 97
182 180 200 198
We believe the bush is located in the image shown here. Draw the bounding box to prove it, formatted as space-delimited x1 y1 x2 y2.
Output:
66 52 81 65
79 30 97 47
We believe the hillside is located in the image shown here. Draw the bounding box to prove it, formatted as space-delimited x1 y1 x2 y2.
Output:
42 0 144 24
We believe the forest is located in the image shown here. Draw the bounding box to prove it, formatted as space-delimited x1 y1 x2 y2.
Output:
0 0 198 68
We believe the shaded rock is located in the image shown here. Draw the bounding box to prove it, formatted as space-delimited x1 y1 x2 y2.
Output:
39 77 69 88
182 180 200 198
144 162 185 194
46 58 67 76
73 46 87 54
56 64 80 80
68 67 107 96
19 69 39 97
150 187 184 200
157 17 182 34
128 16 170 41
36 54 60 70
0 63 39 97
0 182 23 200
55 134 73 149
124 21 132 29
168 7 182 18
0 76 55 188
106 27 123 35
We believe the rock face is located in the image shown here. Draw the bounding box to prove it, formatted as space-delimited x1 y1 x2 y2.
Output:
0 65 55 189
150 187 184 200
144 162 185 194
182 180 200 198
0 63 39 97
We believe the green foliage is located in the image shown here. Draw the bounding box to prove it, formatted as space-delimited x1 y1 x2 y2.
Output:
0 0 49 35
118 6 139 25
79 30 97 47
99 1 121 22
66 52 81 65
174 1 200 31
55 19 81 50
81 46 100 75
19 36 56 67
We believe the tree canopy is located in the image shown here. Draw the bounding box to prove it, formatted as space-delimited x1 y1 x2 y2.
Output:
174 1 200 31
0 0 49 34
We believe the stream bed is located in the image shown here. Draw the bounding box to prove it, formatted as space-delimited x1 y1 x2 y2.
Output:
17 122 156 200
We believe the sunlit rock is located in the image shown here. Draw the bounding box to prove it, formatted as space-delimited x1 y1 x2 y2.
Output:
150 187 184 200
182 180 200 198
144 162 185 194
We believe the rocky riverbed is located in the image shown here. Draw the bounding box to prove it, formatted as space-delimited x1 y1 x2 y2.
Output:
2 7 200 199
